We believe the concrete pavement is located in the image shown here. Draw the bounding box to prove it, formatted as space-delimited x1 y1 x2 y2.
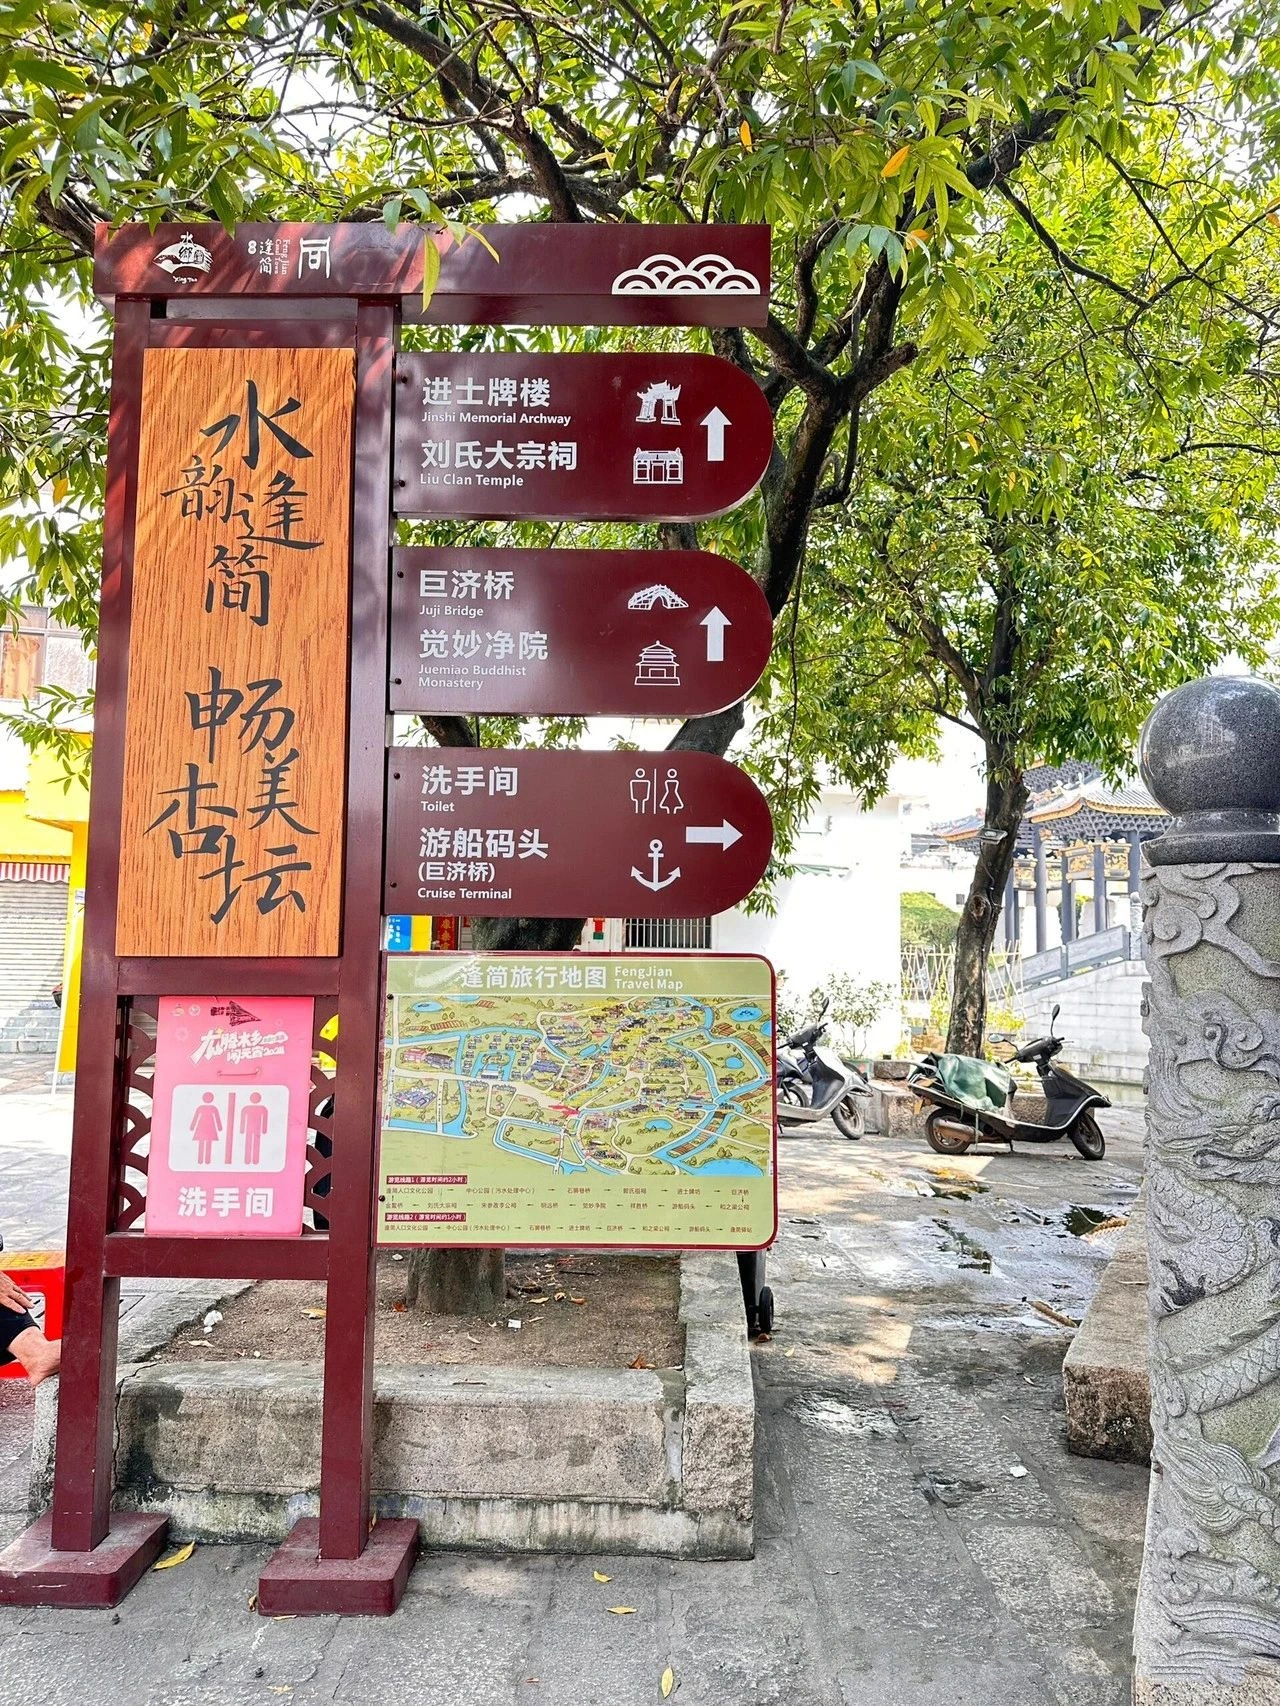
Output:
0 1058 1149 1705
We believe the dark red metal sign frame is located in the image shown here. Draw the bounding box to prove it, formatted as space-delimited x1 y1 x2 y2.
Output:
0 220 773 1619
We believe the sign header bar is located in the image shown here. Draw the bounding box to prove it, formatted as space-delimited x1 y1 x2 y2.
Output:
94 222 771 327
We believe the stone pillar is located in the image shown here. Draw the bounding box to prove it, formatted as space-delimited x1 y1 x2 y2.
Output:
1129 829 1144 896
1093 840 1108 933
1034 826 1049 953
1061 852 1075 944
1135 675 1280 1703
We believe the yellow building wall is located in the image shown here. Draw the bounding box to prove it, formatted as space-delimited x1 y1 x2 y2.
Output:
0 792 71 862
22 741 91 1076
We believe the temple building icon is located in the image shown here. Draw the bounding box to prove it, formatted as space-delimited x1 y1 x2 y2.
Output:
634 642 681 686
633 448 684 484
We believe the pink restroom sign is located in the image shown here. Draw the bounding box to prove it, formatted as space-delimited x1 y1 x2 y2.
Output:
145 996 315 1238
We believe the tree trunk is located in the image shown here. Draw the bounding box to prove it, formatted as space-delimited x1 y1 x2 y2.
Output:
402 913 583 1315
946 759 1028 1056
404 1246 506 1315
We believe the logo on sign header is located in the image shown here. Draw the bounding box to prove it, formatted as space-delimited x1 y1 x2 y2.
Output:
611 252 762 297
153 231 213 282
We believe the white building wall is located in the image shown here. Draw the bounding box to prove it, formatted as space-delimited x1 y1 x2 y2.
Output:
714 789 906 1055
1019 960 1147 1085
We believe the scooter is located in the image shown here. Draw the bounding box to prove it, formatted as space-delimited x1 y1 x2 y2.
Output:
777 998 873 1139
907 1004 1110 1160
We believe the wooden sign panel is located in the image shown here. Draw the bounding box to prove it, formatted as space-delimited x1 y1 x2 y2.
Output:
116 346 354 957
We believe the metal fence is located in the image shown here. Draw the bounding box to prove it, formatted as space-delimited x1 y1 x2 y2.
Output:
900 943 1022 1011
624 916 713 951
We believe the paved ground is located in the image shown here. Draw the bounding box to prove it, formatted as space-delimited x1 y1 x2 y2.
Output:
0 1058 1149 1706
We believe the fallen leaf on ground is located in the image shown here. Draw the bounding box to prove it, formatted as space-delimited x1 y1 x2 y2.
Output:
153 1541 196 1570
661 1666 675 1698
593 1570 612 1583
529 1296 550 1305
273 1614 296 1621
1008 1465 1029 1479
570 1295 586 1306
393 1301 406 1312
756 1332 772 1342
246 1593 257 1611
554 1291 566 1301
606 1606 636 1616
629 1353 651 1369
268 1688 292 1696
302 1308 326 1319
784 1348 797 1358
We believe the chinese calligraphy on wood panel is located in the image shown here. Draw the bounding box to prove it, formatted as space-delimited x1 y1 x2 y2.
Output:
117 346 354 957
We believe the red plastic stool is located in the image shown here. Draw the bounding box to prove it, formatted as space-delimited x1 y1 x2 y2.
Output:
0 1253 64 1379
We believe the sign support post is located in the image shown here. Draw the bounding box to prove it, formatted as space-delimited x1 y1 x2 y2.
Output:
41 296 169 1590
259 301 419 1610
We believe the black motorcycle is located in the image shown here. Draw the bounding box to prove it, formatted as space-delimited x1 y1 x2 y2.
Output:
776 998 873 1139
907 1005 1110 1161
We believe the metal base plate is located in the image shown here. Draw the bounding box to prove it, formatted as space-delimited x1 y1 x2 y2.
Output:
0 1512 169 1607
257 1518 419 1616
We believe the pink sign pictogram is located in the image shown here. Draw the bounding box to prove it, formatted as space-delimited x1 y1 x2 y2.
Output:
144 995 315 1238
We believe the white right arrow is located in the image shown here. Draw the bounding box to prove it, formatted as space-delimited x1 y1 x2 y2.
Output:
701 406 731 462
685 820 742 850
700 606 731 662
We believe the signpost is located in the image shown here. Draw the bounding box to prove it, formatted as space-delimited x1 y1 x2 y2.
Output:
393 353 774 521
390 548 773 717
377 954 775 1249
0 217 777 1619
384 748 773 918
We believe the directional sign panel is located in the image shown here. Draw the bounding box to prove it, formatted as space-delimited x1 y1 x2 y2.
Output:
390 548 774 717
384 749 773 918
393 353 773 521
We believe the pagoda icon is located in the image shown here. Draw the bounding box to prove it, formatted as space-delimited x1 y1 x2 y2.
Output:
635 641 681 687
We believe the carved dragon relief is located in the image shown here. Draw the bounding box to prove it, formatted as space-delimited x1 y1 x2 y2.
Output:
1141 862 1280 1683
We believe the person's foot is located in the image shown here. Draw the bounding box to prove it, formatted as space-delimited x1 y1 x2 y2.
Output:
10 1328 59 1386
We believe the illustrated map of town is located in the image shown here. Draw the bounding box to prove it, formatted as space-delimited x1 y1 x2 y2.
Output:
376 954 776 1247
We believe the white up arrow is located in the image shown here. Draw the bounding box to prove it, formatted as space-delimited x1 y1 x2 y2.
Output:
700 606 730 662
701 406 731 462
685 821 742 850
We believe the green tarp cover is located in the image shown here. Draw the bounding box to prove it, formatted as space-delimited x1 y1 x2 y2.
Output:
933 1053 1014 1114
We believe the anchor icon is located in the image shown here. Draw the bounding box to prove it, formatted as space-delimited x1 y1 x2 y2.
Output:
631 837 682 892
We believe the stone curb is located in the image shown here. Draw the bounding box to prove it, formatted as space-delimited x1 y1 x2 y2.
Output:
1062 1196 1152 1465
30 1253 754 1559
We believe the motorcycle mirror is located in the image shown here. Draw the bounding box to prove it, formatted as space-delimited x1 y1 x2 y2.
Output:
1051 1002 1061 1034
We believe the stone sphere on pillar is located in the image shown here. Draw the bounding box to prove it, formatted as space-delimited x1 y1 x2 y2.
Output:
1139 675 1280 864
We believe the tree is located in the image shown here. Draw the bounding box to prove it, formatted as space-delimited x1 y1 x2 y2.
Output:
764 155 1280 1050
7 0 1280 1276
901 892 960 952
